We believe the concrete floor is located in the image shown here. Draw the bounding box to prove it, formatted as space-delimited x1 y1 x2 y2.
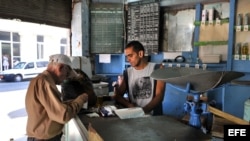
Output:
0 89 68 141
0 90 27 141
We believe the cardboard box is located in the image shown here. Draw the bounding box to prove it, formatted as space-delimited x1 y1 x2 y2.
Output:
201 54 221 63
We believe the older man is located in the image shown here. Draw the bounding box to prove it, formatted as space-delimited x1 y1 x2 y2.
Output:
25 54 88 141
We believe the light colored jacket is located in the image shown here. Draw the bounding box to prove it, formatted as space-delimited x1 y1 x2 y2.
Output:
25 70 85 139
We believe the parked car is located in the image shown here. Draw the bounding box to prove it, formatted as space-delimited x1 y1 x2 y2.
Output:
0 60 48 82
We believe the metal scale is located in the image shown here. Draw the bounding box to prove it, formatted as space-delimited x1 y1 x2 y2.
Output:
151 67 244 128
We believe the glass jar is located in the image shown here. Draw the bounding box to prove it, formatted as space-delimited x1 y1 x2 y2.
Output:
241 42 249 55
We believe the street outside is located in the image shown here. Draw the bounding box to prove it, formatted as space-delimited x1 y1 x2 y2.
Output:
0 80 65 141
0 89 27 141
0 80 30 141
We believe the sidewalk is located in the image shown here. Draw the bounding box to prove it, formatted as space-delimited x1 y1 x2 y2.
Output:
0 90 27 141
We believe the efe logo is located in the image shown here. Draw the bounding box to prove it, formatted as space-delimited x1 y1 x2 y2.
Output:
228 129 246 136
224 125 250 141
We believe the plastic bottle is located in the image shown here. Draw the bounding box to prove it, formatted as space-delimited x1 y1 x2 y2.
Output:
237 14 242 26
243 98 250 122
234 43 241 55
244 13 249 25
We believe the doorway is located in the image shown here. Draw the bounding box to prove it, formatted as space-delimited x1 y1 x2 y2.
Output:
1 42 11 71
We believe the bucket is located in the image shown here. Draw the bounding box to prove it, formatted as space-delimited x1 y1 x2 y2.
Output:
93 82 109 107
93 82 109 96
243 98 250 122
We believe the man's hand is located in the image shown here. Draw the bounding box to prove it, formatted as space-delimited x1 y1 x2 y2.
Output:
127 103 136 108
80 93 88 103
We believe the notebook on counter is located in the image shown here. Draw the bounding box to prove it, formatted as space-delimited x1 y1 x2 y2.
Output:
114 107 145 119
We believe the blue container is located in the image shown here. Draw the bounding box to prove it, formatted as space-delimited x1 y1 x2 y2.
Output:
162 83 190 119
243 98 250 122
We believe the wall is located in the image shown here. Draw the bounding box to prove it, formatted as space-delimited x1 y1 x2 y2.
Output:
71 2 83 56
0 19 70 65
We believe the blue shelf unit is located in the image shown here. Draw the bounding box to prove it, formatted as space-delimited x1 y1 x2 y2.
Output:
94 54 125 91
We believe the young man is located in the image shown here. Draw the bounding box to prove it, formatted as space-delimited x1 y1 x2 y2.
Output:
114 41 166 115
25 54 88 140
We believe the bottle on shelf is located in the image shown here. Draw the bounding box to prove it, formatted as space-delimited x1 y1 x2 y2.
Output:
244 13 249 25
237 13 243 26
241 42 249 55
234 43 241 55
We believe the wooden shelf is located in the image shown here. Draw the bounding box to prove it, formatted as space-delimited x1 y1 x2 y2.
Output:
194 19 229 26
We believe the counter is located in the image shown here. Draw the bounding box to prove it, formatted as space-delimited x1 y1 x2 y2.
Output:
73 112 211 141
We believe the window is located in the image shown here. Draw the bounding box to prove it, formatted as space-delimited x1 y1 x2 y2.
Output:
0 31 20 71
25 62 34 69
36 61 48 68
37 35 44 42
60 38 67 54
12 33 21 68
12 32 20 42
0 31 11 40
37 35 44 59
13 57 20 66
13 43 20 56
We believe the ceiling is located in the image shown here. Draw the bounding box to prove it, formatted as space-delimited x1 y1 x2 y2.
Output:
0 0 72 28
0 0 229 28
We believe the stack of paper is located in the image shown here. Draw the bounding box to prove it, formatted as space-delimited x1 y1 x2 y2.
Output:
114 107 145 119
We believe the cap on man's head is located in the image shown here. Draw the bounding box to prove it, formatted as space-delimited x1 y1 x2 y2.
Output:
49 54 72 67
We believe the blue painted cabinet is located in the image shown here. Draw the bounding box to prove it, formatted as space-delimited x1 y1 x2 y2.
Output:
222 0 250 118
159 0 250 119
94 54 125 91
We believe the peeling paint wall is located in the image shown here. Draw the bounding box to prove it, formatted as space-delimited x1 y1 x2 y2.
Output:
71 2 83 56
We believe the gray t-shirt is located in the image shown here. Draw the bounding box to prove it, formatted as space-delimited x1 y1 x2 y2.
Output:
126 62 156 107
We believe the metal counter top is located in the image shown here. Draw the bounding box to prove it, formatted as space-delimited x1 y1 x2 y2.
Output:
77 114 211 141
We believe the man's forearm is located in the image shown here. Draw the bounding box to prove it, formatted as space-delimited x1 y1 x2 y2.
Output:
114 94 132 107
